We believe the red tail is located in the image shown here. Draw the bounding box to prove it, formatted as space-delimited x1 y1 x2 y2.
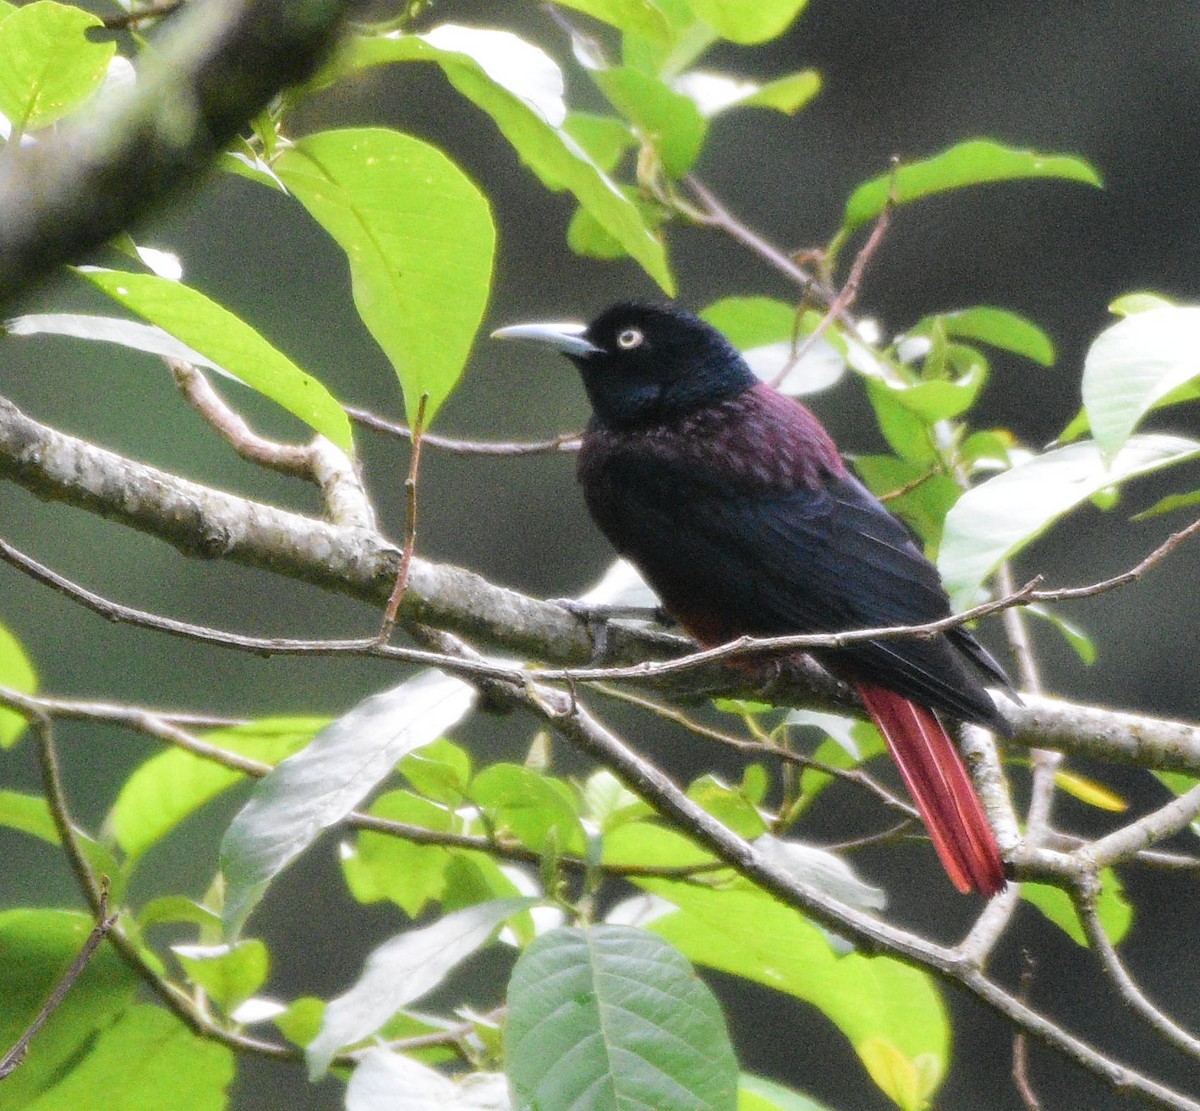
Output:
856 683 1005 895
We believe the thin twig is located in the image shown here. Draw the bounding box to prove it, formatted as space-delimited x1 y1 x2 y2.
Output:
380 393 428 641
170 360 375 529
28 711 300 1060
682 176 838 306
0 686 723 882
0 537 515 683
1088 783 1200 869
171 360 313 477
1075 884 1200 1062
0 881 118 1079
592 682 918 819
346 404 582 456
770 160 896 388
819 819 917 853
1013 952 1043 1111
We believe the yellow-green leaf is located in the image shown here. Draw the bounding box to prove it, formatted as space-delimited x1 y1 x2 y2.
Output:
79 269 353 452
0 621 36 748
844 140 1102 233
275 128 495 425
1054 769 1127 812
0 1 114 131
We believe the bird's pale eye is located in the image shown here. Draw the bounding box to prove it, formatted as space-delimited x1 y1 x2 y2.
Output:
616 327 644 350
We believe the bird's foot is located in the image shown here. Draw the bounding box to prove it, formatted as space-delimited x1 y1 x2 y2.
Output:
549 598 673 663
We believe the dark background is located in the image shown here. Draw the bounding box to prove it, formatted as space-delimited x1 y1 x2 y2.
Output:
3 1 1200 1107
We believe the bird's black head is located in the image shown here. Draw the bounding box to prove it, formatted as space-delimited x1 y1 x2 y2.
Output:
493 302 758 429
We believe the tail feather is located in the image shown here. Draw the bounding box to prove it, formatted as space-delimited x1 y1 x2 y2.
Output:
856 682 1005 896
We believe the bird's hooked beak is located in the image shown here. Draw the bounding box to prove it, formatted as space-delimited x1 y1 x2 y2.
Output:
490 321 602 358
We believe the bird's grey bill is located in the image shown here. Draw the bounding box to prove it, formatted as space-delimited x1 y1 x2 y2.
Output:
491 321 602 357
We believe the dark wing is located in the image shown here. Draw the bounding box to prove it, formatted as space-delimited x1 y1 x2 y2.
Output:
584 455 1012 733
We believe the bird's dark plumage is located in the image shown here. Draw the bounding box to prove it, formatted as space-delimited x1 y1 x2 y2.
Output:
494 302 1013 894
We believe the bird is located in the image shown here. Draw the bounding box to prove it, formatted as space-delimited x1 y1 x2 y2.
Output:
493 302 1015 895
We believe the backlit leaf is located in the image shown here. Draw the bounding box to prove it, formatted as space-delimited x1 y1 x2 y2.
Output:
844 140 1102 232
345 29 673 291
109 717 326 864
0 621 36 748
1082 306 1200 460
939 434 1200 607
1021 869 1132 947
307 898 533 1078
643 878 948 1104
687 0 809 44
275 128 495 425
221 671 475 936
0 1 113 131
78 269 353 451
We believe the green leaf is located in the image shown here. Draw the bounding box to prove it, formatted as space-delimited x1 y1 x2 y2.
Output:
506 925 738 1111
564 112 637 173
1109 291 1175 316
0 789 57 841
583 769 648 830
137 896 222 933
1133 489 1200 520
0 1 114 132
738 1075 833 1111
568 187 665 262
221 671 475 936
0 621 36 748
398 737 473 804
552 0 673 43
1053 769 1126 812
78 269 353 452
687 0 809 44
852 455 961 548
275 128 495 425
603 820 720 871
307 897 534 1078
341 790 453 916
701 296 796 348
701 296 847 395
623 0 718 79
345 29 673 292
0 910 138 1110
1020 869 1132 947
594 65 707 177
109 717 326 864
843 140 1102 232
858 1037 940 1111
688 773 767 838
1082 306 1200 460
643 879 948 1105
877 362 988 422
939 434 1200 607
172 940 269 1014
1025 604 1096 665
471 764 586 854
22 1005 234 1111
865 380 936 464
675 70 820 117
913 306 1055 366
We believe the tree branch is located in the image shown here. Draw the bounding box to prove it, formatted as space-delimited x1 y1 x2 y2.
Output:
6 394 1200 775
0 0 355 307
